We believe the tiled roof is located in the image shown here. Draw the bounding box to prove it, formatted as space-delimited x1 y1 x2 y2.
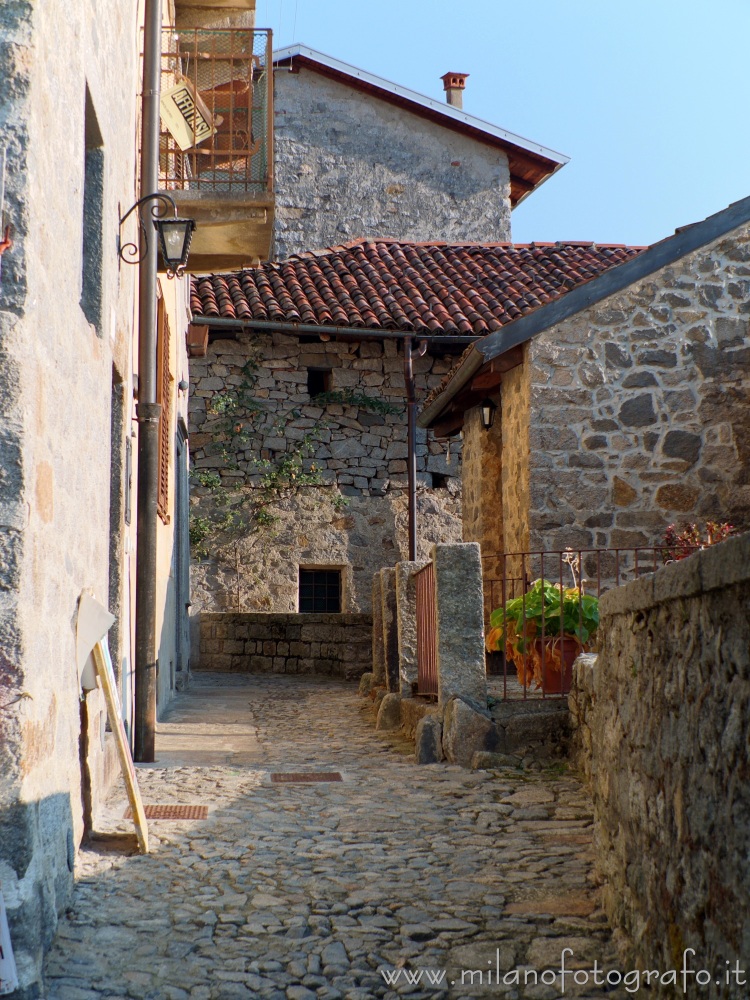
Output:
191 240 647 337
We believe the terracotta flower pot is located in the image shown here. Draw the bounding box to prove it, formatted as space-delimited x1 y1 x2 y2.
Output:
534 639 579 695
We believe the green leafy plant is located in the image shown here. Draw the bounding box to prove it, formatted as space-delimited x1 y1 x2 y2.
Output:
311 387 402 416
486 579 599 689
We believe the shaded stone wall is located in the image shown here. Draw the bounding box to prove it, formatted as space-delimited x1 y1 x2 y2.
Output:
570 532 750 989
273 67 512 260
0 0 139 994
197 612 372 678
189 331 463 612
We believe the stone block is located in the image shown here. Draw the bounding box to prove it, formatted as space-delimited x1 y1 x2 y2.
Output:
415 715 444 764
618 394 657 427
395 560 426 696
653 552 702 604
432 542 487 711
376 692 402 731
358 672 374 696
371 575 385 685
700 531 750 592
380 568 399 692
471 751 522 770
662 429 701 465
442 697 499 768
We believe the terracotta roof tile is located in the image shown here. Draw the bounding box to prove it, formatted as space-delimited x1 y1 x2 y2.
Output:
191 239 647 337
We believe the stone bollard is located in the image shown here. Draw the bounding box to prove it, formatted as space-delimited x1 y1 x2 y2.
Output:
380 567 399 692
371 573 385 686
395 560 426 697
432 542 487 713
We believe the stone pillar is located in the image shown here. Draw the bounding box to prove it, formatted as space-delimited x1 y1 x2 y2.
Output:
395 560 425 696
371 573 385 686
432 542 487 712
380 567 399 692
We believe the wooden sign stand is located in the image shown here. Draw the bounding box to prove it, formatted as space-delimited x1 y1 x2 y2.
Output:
91 641 149 854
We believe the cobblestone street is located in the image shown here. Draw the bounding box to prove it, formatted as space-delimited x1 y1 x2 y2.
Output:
43 675 628 1000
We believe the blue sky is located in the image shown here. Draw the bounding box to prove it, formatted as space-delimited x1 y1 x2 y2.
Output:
260 0 750 247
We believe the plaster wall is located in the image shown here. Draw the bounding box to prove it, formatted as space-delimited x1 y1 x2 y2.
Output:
273 67 512 259
0 1 140 993
189 331 463 612
155 278 192 712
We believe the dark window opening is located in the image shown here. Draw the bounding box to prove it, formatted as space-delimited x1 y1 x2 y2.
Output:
299 569 341 613
307 368 331 398
431 472 450 488
299 334 320 343
81 86 104 332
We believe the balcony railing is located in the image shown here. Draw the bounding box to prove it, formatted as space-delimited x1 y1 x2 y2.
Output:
158 27 273 198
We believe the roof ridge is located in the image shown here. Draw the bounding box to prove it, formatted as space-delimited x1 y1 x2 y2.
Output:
283 238 648 260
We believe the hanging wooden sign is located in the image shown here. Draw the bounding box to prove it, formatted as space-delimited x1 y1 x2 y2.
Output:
160 78 215 151
92 641 149 854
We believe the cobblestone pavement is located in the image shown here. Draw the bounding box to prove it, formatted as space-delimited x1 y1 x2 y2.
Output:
43 674 629 1000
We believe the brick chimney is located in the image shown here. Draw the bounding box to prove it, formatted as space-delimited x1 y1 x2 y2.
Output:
440 72 469 110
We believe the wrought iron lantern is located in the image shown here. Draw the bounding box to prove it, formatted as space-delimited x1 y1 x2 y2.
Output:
480 397 497 430
118 193 196 278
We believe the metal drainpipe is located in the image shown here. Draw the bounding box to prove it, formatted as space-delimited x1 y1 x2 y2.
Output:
404 336 417 561
134 0 163 763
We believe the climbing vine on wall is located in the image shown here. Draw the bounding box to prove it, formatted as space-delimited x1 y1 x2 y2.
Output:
189 351 349 558
310 387 402 416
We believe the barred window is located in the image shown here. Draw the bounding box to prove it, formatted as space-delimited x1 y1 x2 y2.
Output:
299 569 341 613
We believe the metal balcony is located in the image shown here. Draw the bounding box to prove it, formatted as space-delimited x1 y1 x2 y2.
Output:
158 27 274 270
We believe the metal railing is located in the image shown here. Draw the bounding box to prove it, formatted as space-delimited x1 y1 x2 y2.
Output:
414 562 438 698
482 546 695 701
157 28 273 196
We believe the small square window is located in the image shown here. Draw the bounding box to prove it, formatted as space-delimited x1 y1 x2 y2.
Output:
307 368 331 398
299 569 341 613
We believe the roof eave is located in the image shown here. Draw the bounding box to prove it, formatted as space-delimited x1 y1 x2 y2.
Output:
418 194 750 428
273 44 569 203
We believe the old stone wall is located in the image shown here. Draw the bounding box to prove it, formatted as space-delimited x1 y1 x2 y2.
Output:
526 223 750 551
197 612 372 678
0 1 140 994
461 223 750 584
569 532 750 991
273 67 512 260
189 331 463 612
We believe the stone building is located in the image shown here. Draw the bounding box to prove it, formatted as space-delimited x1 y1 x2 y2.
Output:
187 47 570 624
271 44 569 258
420 197 750 588
0 0 229 991
188 240 637 618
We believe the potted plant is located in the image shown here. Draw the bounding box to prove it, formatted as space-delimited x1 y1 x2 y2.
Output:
486 579 599 693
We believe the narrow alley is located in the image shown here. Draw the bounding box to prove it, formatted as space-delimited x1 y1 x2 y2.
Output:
43 675 629 1000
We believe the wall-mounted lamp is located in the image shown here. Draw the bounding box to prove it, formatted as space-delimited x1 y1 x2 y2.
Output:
480 398 497 430
177 379 189 394
118 193 195 279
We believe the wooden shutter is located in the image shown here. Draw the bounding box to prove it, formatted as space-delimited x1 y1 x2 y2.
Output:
156 299 172 524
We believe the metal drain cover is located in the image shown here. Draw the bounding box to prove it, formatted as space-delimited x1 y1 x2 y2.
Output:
270 772 342 784
124 804 209 820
